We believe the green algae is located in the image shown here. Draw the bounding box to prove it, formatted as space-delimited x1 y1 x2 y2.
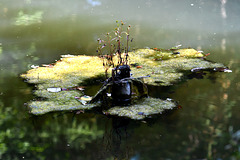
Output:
34 90 80 102
104 97 176 120
21 55 104 89
142 48 204 60
29 90 96 115
21 48 225 88
21 48 228 119
129 49 225 86
29 101 96 115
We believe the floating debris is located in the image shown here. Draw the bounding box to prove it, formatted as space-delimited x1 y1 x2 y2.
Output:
61 54 75 58
75 96 92 105
191 67 205 72
213 67 232 73
30 65 39 69
191 67 232 73
47 87 61 92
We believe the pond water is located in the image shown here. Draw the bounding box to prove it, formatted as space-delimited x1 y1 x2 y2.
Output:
0 0 240 159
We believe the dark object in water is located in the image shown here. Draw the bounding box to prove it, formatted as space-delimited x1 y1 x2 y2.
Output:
112 65 132 105
90 65 148 106
112 65 131 80
112 79 132 105
172 52 180 55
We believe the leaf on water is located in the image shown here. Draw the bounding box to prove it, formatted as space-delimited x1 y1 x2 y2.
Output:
75 96 92 105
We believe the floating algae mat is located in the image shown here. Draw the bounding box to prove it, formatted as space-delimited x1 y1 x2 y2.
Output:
21 48 229 119
105 97 176 120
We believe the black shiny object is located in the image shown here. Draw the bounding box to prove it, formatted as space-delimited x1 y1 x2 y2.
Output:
113 65 131 80
112 65 132 105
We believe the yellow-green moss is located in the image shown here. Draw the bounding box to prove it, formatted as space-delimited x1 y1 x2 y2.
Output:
21 55 104 88
21 48 223 87
21 48 226 118
29 100 96 115
105 97 176 120
128 49 224 86
134 48 204 61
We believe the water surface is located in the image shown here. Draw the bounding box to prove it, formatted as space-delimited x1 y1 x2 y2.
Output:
0 0 240 159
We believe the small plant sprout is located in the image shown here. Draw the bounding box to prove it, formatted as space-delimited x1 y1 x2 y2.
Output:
97 37 112 78
97 20 132 78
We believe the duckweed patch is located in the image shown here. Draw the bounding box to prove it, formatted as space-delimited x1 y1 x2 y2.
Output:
21 48 228 119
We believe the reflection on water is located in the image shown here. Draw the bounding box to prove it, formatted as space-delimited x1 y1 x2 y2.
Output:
221 0 227 19
86 0 101 7
14 11 43 26
0 0 240 159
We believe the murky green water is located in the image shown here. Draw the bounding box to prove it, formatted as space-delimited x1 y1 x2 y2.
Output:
0 0 240 159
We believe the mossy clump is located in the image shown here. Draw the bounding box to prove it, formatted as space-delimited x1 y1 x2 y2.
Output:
21 48 227 118
129 49 225 86
143 48 204 60
28 90 96 115
21 55 104 115
21 55 104 89
29 100 96 115
105 97 176 120
21 48 223 88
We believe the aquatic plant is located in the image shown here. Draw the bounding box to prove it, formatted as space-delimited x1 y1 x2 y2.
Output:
97 20 131 78
20 46 231 119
